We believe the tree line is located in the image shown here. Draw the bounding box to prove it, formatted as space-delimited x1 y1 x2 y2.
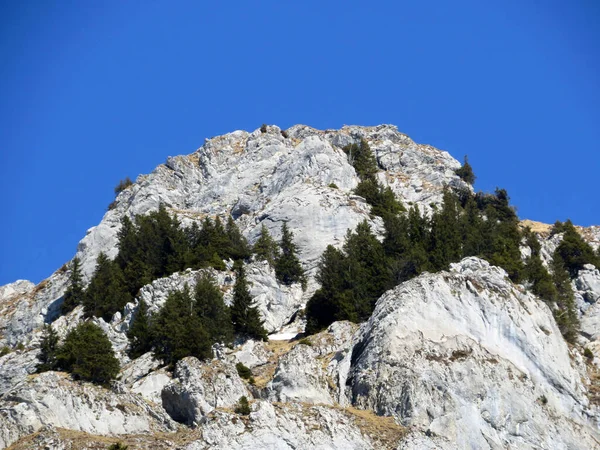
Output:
61 205 305 323
42 206 305 383
305 140 599 341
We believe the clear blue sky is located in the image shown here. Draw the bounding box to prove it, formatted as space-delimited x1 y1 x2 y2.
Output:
1 0 599 285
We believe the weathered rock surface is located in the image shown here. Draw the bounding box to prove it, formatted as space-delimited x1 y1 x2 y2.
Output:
265 321 357 405
0 371 177 449
347 257 599 449
161 357 250 425
0 350 38 396
186 401 403 450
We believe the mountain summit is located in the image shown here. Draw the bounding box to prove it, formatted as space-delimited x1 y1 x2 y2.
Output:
1 124 599 449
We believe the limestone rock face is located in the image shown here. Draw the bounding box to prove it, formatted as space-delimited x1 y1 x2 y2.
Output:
265 321 358 405
346 257 598 449
0 371 177 449
0 350 38 396
186 401 391 450
161 357 250 425
577 265 600 342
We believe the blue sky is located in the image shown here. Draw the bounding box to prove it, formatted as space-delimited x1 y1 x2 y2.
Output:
1 0 599 285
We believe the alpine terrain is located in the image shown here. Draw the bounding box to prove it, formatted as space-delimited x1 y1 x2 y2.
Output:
1 124 599 449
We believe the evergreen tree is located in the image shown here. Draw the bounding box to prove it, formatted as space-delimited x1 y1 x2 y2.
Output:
550 256 579 343
61 257 85 315
305 245 352 335
428 190 462 271
253 224 280 266
194 273 234 345
57 322 120 384
455 155 476 185
152 286 212 366
522 228 558 302
274 222 306 287
355 179 404 219
127 299 152 359
231 263 267 341
343 221 389 316
37 324 59 372
84 253 132 322
224 216 251 261
553 220 598 277
343 139 378 181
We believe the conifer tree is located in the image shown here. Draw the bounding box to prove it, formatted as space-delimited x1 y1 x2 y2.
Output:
455 155 476 185
550 256 579 342
61 257 84 315
231 263 267 341
554 220 598 277
37 324 59 372
57 322 120 384
127 299 152 359
253 224 280 266
522 228 558 303
274 222 306 287
84 253 132 321
225 216 251 261
195 273 233 345
428 190 462 271
152 285 212 366
343 139 378 181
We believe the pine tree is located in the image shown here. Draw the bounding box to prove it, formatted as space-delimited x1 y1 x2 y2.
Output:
37 324 59 372
225 216 251 261
554 220 598 277
127 299 152 359
550 256 579 342
152 285 212 366
61 257 84 315
522 228 558 303
274 222 306 287
84 253 132 321
253 224 280 266
194 273 233 345
428 190 462 271
57 321 120 384
455 155 476 185
343 139 378 181
231 263 267 341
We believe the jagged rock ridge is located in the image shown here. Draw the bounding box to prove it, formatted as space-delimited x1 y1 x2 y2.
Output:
1 124 599 449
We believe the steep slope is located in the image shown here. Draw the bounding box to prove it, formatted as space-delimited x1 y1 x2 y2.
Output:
1 124 599 449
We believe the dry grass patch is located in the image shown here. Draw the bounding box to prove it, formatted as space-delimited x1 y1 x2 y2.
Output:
8 428 199 450
341 406 408 449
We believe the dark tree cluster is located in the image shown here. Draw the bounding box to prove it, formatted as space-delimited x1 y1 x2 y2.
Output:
127 266 266 367
343 139 404 220
306 187 526 334
37 321 119 385
69 205 251 322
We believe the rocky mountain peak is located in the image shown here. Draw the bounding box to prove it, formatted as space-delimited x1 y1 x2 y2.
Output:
1 124 599 449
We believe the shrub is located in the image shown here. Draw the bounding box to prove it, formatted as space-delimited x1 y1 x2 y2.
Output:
114 177 133 195
107 200 118 211
235 396 251 415
538 395 548 405
260 124 268 133
236 362 253 380
281 129 289 138
0 346 10 357
584 347 594 360
328 182 339 189
298 338 313 346
108 443 129 450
